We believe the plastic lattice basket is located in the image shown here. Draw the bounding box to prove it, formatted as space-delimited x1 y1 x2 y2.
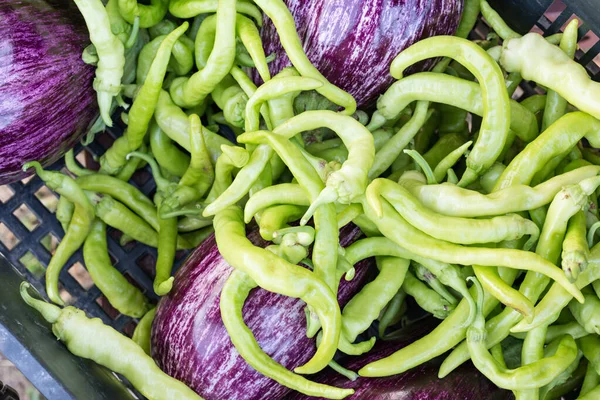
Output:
1 0 600 399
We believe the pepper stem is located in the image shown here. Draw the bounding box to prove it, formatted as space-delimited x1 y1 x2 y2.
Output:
65 150 93 177
404 149 436 185
125 15 140 49
220 145 250 168
154 277 174 297
272 226 315 246
457 167 479 188
466 277 485 329
301 187 338 226
20 282 61 324
457 279 477 329
315 332 359 381
22 161 43 175
365 180 385 218
22 161 63 190
159 202 207 219
127 152 171 192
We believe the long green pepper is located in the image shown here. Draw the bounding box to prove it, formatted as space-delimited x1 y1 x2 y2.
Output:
23 163 95 305
389 36 511 186
117 0 168 28
149 119 191 177
169 0 237 108
169 0 263 26
21 283 202 399
402 270 455 319
236 131 340 307
161 114 214 215
136 33 194 84
101 22 189 175
375 73 537 143
132 307 157 356
220 270 353 399
73 0 125 127
501 32 600 121
439 178 600 377
244 184 310 223
243 111 375 219
562 211 589 282
126 152 180 295
466 280 578 391
214 206 341 375
251 0 356 115
84 220 150 317
400 165 600 218
340 257 409 343
541 19 579 131
155 90 233 162
367 178 540 248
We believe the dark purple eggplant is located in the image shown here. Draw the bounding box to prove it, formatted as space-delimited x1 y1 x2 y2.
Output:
286 318 513 400
0 0 98 185
255 0 463 108
152 224 374 400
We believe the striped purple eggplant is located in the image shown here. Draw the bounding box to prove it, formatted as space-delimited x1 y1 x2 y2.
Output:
256 0 463 108
286 318 512 400
152 225 374 400
0 0 97 185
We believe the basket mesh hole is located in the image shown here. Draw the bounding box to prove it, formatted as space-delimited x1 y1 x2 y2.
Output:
122 320 137 338
19 251 45 279
34 186 58 213
136 253 156 279
580 30 599 52
109 229 137 252
12 204 41 232
108 228 121 242
97 131 116 150
108 250 118 265
96 295 120 320
131 169 152 187
20 174 35 185
123 272 146 294
119 234 137 251
58 166 73 177
512 86 525 100
588 56 600 78
0 223 19 250
40 232 60 254
544 0 567 23
175 249 187 261
0 186 14 203
76 149 100 171
530 24 546 35
59 284 75 306
68 262 94 291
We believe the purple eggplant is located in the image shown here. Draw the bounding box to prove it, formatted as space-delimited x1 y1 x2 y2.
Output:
286 318 512 400
256 0 463 108
0 0 98 185
152 225 374 400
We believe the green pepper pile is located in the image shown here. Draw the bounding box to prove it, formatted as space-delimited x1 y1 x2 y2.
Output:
18 0 600 399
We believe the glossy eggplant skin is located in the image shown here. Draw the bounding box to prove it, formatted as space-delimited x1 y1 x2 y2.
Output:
152 225 374 400
0 0 97 184
286 318 513 400
256 0 463 108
